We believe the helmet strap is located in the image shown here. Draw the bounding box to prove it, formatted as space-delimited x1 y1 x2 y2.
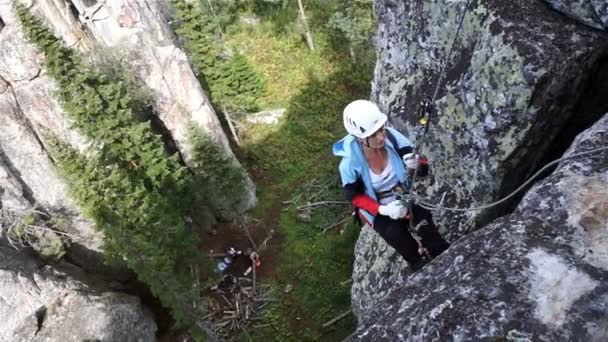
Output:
360 137 382 150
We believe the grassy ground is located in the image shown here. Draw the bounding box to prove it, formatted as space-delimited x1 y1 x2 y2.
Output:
227 21 333 110
224 19 373 341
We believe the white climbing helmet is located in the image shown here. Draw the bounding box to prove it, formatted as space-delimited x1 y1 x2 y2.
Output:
343 100 388 139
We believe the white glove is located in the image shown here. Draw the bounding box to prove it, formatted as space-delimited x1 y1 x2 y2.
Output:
403 153 419 170
378 200 408 220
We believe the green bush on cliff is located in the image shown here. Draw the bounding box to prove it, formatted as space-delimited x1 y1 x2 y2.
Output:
15 4 205 327
188 125 249 215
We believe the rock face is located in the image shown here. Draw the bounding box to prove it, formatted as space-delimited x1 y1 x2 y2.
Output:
0 160 30 211
348 113 608 341
0 4 104 265
0 246 157 341
543 0 608 30
354 0 608 323
372 0 608 238
350 225 409 318
372 0 608 239
0 0 256 270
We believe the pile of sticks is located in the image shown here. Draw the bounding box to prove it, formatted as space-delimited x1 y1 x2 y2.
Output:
206 279 274 338
203 217 276 339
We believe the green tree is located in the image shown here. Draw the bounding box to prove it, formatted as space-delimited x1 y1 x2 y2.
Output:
171 0 266 114
198 0 245 37
215 54 266 114
327 0 374 63
188 124 248 215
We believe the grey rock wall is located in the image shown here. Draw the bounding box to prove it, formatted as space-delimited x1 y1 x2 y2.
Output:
353 0 608 323
348 112 608 341
0 160 31 211
543 0 608 30
350 225 409 318
0 246 157 342
0 5 104 262
372 0 608 239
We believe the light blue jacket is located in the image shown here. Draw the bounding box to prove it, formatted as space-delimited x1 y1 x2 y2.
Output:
332 127 414 225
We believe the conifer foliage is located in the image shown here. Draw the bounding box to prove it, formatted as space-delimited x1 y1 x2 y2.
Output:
188 125 248 215
328 0 374 63
170 0 266 114
15 4 204 327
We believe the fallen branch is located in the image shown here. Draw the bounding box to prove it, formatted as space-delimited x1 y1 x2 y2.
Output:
321 216 351 233
321 309 352 328
24 224 82 240
203 276 274 339
296 201 349 210
257 230 274 253
1 207 81 250
241 326 252 341
251 254 257 294
282 192 304 206
340 279 353 286
239 220 258 252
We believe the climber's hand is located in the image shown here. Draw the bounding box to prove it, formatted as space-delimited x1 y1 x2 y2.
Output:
378 200 408 220
403 153 419 170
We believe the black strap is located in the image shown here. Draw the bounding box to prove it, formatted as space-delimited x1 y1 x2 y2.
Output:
385 128 398 151
386 129 413 159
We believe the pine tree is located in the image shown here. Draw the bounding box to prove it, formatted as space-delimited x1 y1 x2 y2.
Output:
215 53 266 114
188 124 248 213
327 0 374 63
171 0 266 114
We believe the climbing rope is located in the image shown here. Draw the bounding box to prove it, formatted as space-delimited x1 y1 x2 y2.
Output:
409 0 473 189
415 146 608 213
404 0 606 216
404 0 473 254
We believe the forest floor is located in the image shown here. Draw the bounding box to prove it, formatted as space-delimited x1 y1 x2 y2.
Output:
200 28 368 342
161 16 375 341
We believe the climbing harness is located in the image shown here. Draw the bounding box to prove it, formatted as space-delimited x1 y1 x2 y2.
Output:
392 185 432 260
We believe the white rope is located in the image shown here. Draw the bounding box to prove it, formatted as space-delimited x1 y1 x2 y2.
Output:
415 146 608 212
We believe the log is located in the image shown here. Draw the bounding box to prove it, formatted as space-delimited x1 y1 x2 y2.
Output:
321 310 352 328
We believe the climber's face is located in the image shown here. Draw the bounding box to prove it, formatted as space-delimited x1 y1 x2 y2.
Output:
365 126 386 149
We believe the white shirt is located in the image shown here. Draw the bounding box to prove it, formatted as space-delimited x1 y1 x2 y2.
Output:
369 160 399 205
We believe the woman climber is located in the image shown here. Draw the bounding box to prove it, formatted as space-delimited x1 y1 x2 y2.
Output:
332 99 449 270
